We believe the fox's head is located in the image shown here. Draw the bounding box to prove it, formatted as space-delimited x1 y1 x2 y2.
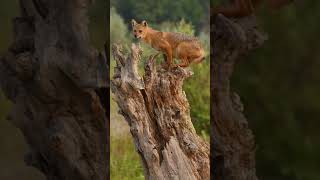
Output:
131 19 148 39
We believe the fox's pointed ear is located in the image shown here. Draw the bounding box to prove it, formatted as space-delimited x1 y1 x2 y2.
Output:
142 20 148 27
131 19 137 27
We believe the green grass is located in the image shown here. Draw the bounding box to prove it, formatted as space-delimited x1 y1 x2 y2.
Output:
110 133 145 180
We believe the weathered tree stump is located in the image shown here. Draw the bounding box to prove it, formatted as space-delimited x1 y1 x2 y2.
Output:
0 1 108 180
111 44 210 180
211 14 267 179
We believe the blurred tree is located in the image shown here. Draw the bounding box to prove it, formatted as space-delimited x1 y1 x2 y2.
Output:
231 1 320 179
0 1 45 180
0 0 107 180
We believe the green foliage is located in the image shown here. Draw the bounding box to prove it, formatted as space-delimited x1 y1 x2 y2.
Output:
110 7 131 45
111 0 209 32
159 19 195 35
184 60 210 134
110 134 144 180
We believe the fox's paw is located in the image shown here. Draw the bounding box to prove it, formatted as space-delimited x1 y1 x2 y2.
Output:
172 64 179 68
161 62 170 69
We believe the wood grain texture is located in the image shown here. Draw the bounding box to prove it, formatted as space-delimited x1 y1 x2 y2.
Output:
111 44 210 180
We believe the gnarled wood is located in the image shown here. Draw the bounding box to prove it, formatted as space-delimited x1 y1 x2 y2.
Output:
0 0 108 179
211 14 267 179
111 44 210 180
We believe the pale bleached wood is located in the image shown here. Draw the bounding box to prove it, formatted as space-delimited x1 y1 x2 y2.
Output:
111 44 210 180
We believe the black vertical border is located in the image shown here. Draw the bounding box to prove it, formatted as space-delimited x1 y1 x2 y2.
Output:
105 0 110 179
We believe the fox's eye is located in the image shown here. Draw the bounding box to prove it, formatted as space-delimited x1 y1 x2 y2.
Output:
139 30 142 33
134 30 136 32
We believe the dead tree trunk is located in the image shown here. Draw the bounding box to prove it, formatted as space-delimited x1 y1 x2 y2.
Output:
0 1 108 180
111 44 210 180
211 15 267 179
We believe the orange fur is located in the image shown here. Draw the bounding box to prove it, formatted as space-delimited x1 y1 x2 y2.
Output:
131 19 205 68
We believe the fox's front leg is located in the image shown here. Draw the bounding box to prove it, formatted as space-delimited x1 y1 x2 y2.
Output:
162 54 167 64
163 47 173 68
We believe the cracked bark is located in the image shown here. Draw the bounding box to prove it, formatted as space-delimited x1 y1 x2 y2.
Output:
211 14 267 180
0 0 108 180
111 44 210 180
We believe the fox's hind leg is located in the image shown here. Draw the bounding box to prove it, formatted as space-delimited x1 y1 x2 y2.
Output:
188 47 205 65
193 54 205 64
176 43 191 67
177 57 190 67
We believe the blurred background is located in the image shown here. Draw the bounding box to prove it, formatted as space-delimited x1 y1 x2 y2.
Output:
110 0 210 179
213 0 320 180
0 0 106 179
0 1 43 179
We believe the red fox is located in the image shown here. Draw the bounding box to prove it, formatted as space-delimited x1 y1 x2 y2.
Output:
213 0 293 17
131 19 205 68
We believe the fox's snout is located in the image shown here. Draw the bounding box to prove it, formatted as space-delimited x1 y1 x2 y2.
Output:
133 34 142 39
